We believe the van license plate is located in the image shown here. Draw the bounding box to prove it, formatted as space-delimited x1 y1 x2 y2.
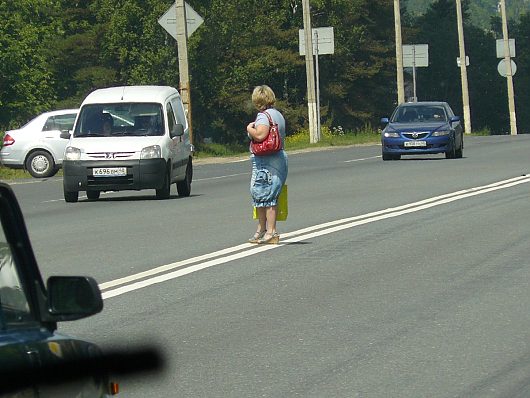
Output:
404 140 427 147
93 167 127 177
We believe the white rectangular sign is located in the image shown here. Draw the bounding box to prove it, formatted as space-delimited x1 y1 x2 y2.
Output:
403 44 429 67
496 39 516 58
299 27 334 56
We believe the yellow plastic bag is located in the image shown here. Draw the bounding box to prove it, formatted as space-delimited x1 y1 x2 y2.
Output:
253 184 288 221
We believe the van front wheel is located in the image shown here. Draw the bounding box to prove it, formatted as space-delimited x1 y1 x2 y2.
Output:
64 190 79 203
156 169 171 199
176 159 192 197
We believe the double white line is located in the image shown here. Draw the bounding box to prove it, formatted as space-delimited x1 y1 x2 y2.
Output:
100 175 530 299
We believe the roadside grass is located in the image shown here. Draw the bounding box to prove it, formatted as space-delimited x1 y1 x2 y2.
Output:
0 127 500 180
0 168 33 180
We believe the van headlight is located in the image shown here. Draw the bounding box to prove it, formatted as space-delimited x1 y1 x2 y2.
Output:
64 147 81 160
140 145 161 159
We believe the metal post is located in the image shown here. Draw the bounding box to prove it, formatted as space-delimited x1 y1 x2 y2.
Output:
394 0 405 104
314 30 321 141
455 0 472 134
412 46 417 101
302 0 318 143
499 0 517 135
175 0 194 144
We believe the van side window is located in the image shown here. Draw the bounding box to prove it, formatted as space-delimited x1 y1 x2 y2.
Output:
170 97 187 128
166 102 177 134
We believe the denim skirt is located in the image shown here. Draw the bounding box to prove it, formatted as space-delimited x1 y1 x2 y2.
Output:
250 150 288 207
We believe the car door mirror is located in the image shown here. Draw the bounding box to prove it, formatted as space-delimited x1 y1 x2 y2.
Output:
170 123 184 138
47 276 103 321
450 116 460 123
380 117 389 125
60 130 71 139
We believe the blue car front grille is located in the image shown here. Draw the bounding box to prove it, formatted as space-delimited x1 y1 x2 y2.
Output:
403 132 429 139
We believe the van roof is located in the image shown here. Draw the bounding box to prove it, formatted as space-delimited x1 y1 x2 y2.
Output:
82 86 179 105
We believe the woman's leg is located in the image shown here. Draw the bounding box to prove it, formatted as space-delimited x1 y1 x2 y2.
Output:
257 207 267 233
266 206 277 234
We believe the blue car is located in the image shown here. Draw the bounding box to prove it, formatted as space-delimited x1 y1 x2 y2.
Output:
380 101 464 160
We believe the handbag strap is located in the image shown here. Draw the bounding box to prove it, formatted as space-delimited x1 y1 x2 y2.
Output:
261 110 275 127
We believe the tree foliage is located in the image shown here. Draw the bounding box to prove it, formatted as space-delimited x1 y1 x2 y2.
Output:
1 0 529 139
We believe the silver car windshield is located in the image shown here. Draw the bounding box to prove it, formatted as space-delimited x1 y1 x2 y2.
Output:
392 106 447 123
74 103 164 137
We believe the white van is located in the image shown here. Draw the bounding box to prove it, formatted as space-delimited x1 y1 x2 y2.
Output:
62 86 193 202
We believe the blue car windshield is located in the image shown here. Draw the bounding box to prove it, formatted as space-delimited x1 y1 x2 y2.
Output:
74 103 164 137
392 106 447 123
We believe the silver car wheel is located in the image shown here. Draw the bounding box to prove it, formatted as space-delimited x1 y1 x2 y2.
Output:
31 155 49 173
26 150 56 178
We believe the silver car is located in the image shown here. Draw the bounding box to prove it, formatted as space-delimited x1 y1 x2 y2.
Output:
1 109 78 178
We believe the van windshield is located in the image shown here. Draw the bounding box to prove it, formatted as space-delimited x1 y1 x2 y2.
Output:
74 103 164 137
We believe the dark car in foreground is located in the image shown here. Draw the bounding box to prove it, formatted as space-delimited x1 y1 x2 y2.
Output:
380 101 464 160
0 182 118 396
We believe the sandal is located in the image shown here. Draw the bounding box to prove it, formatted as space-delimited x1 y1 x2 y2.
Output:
248 230 266 244
257 232 280 245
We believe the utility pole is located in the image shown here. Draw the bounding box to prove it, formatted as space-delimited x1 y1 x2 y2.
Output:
499 0 517 135
302 0 319 143
393 0 405 104
175 0 194 144
455 0 472 134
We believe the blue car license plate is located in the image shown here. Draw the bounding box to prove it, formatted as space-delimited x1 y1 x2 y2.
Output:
404 140 427 148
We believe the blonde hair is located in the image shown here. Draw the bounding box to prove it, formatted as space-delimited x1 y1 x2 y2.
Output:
252 85 276 111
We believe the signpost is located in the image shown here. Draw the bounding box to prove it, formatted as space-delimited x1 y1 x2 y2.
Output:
158 2 204 145
498 0 517 135
402 44 428 102
158 2 204 39
299 27 334 142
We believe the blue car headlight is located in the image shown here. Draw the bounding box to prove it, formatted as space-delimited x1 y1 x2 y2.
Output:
383 131 400 138
432 130 450 137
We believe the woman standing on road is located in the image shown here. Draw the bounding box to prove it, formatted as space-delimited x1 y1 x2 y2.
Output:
246 85 288 244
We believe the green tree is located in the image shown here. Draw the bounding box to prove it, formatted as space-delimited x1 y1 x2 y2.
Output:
313 0 396 127
0 0 61 129
410 0 508 133
191 0 306 143
92 0 178 86
191 0 398 144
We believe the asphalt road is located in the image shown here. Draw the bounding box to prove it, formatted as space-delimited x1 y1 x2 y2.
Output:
8 135 530 397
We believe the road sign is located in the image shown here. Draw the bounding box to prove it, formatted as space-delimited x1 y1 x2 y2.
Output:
299 27 334 56
158 2 204 40
497 59 517 77
456 56 469 67
402 44 428 67
496 39 515 58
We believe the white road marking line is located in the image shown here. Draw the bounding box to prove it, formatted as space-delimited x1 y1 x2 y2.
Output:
195 173 247 181
101 175 530 299
344 156 381 162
